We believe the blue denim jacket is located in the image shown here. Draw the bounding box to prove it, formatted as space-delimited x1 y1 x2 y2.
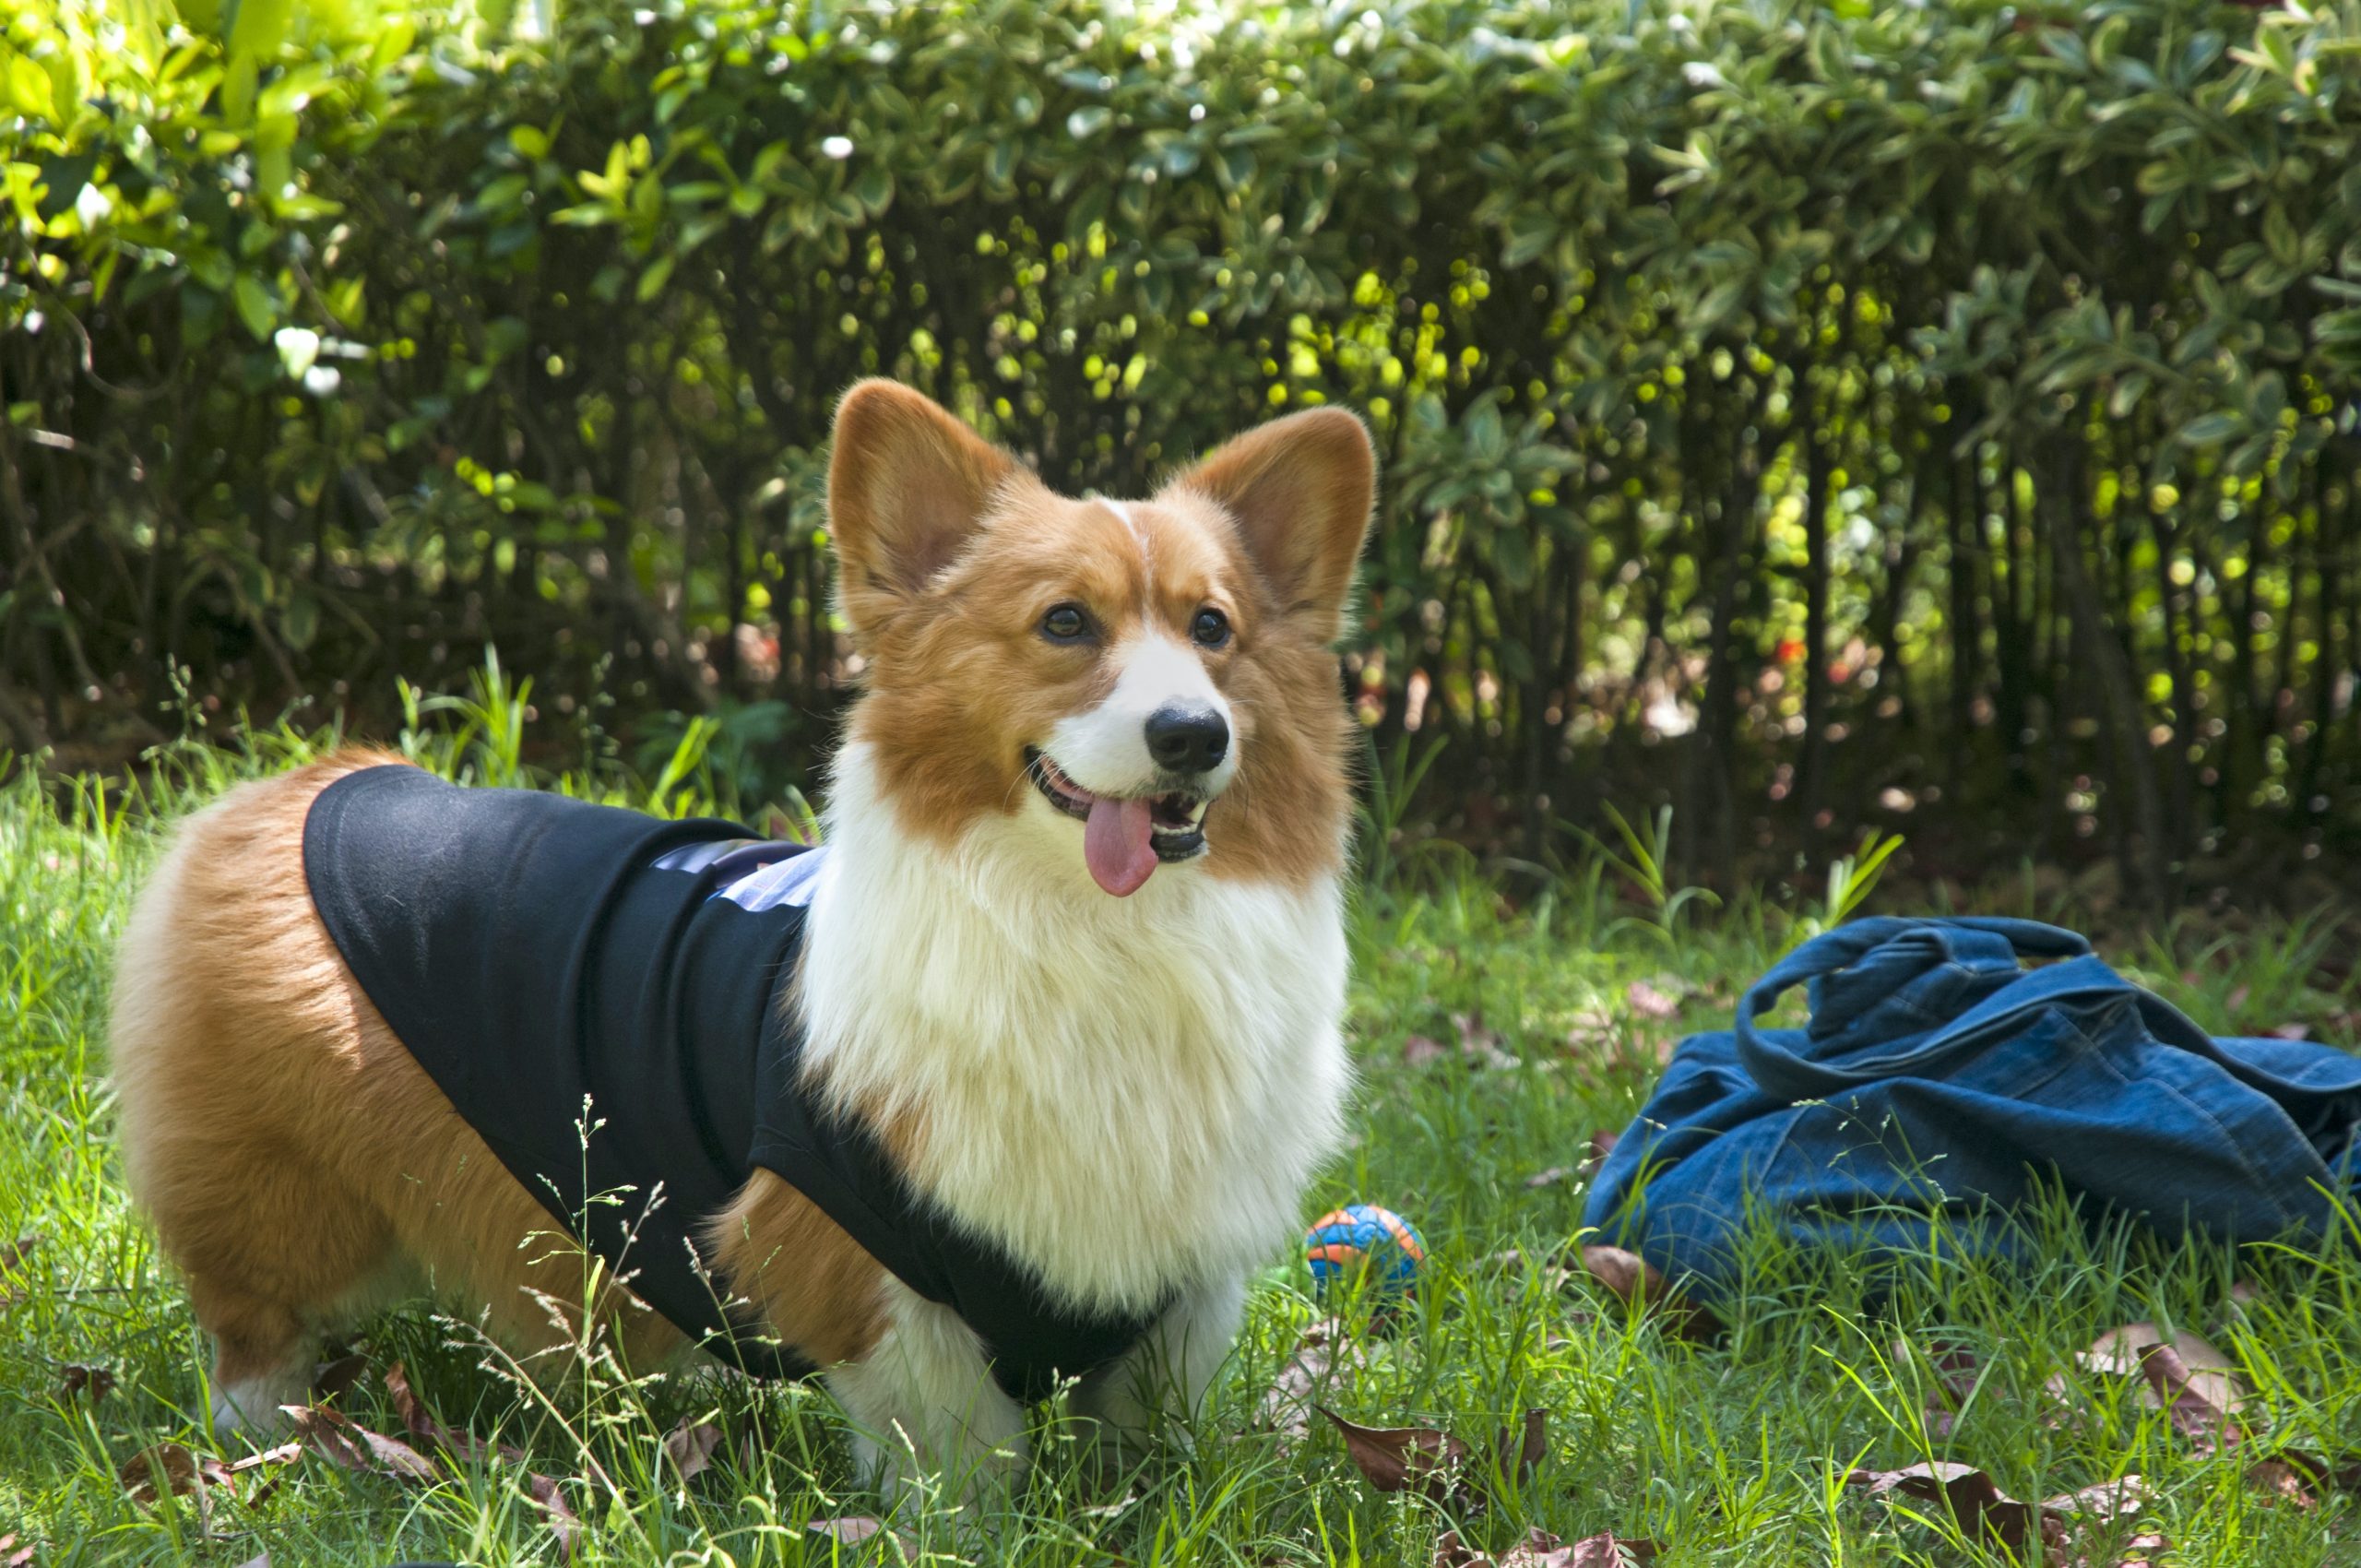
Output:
1581 919 2361 1301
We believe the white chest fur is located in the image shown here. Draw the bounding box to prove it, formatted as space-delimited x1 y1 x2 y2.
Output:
796 743 1352 1313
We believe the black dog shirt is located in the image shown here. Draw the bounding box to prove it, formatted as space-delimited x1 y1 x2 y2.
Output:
303 764 1156 1401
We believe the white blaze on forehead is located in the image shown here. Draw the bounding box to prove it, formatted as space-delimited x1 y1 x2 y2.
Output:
1101 497 1151 591
1046 631 1237 796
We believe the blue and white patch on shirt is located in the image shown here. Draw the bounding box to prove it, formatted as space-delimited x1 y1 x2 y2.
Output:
652 840 829 911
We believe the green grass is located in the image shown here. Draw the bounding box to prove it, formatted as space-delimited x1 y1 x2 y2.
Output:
4 717 2359 1566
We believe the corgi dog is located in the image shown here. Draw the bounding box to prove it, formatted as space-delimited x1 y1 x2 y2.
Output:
108 381 1375 1501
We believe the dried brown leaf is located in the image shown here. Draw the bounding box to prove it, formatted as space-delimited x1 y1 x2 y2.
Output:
60 1363 115 1404
222 1442 303 1511
1849 1463 2148 1556
385 1362 526 1466
1846 1462 2060 1552
2040 1475 2152 1520
2112 1532 2169 1566
1453 1012 1518 1069
2135 1342 2247 1447
2081 1323 2244 1421
2244 1456 2319 1507
1257 1323 1368 1447
1562 1006 1618 1054
118 1443 235 1505
1577 1246 1721 1340
809 1515 889 1543
1319 1407 1469 1503
1424 1409 1553 1515
1437 1529 1658 1568
1895 1336 1982 1438
310 1350 370 1401
0 1533 30 1568
1558 1537 1659 1568
1403 1034 1450 1067
281 1403 441 1484
664 1418 724 1483
1624 980 1680 1019
528 1471 581 1561
1432 1528 1489 1568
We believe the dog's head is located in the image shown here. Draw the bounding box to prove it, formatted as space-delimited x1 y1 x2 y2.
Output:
825 380 1375 896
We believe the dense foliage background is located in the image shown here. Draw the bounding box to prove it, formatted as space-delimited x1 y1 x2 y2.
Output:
6 0 2361 899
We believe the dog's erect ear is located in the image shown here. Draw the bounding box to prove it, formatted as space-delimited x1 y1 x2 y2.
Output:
1168 407 1376 636
827 380 1016 621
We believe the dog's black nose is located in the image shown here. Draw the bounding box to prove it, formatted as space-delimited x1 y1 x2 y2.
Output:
1145 707 1229 775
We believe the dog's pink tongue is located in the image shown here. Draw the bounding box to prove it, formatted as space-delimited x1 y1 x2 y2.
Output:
1083 795 1157 897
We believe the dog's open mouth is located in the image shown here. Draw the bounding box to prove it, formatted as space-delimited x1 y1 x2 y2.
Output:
1026 747 1207 897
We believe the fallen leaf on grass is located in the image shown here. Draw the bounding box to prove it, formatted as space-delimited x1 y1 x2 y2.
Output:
1406 1014 1520 1070
282 1404 441 1484
60 1363 115 1404
1323 1407 1546 1513
663 1417 723 1483
2136 1342 2246 1447
0 1533 33 1568
2079 1323 2244 1428
1454 1013 1517 1068
809 1515 888 1543
1894 1336 1983 1438
2112 1532 2169 1566
1846 1463 2149 1556
1483 1408 1548 1509
1577 1246 1721 1341
529 1472 582 1558
1554 1536 1658 1568
1528 1132 1622 1192
2071 1328 2361 1509
385 1362 525 1467
1433 1527 1657 1567
1256 1322 1369 1447
310 1350 370 1400
115 1436 309 1527
118 1443 237 1504
378 1364 585 1556
1320 1407 1468 1503
1624 980 1680 1020
2243 1445 2361 1508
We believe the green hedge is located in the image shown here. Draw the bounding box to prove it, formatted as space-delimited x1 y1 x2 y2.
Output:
5 0 2360 891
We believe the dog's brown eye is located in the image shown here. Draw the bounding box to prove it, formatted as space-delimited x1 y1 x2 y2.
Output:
1191 607 1231 648
1041 603 1091 643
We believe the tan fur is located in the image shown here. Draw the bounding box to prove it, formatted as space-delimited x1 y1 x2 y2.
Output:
831 383 1370 892
112 751 884 1409
112 381 1371 1474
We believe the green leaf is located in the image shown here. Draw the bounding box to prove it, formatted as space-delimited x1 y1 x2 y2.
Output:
636 255 674 302
6 54 55 122
226 0 293 60
1067 106 1112 141
1501 206 1558 269
231 274 278 341
2176 412 2241 446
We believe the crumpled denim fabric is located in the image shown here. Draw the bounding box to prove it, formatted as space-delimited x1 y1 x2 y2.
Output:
1580 918 2361 1301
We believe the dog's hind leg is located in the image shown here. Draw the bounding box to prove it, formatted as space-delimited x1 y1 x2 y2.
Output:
110 757 411 1437
172 1158 400 1436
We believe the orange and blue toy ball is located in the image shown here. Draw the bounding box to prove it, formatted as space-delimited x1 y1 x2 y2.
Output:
1304 1205 1426 1296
